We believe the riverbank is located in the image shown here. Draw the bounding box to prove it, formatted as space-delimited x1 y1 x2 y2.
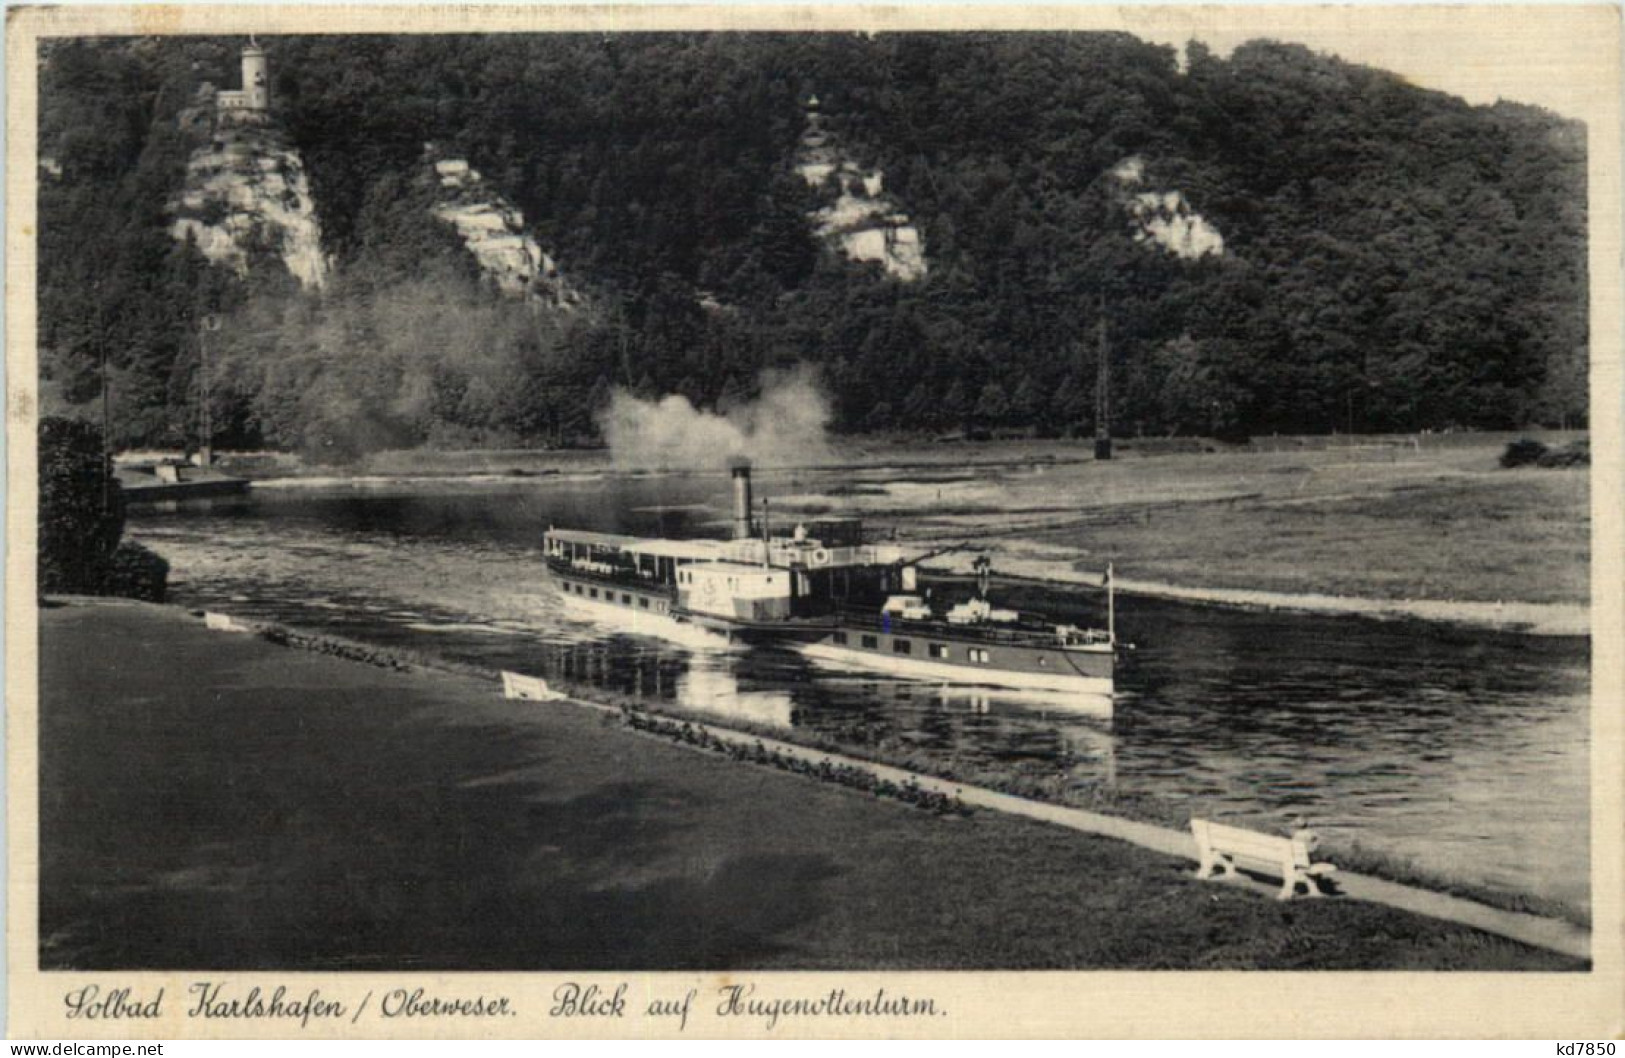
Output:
73 595 1594 925
213 433 1590 633
121 485 1593 919
1111 579 1588 637
962 563 1589 637
37 597 1581 970
786 436 1590 628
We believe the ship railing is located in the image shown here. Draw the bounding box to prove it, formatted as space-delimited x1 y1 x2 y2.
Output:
723 540 909 569
546 557 673 592
831 605 1110 648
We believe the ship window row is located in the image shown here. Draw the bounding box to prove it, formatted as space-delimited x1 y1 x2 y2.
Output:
564 581 655 610
835 631 996 665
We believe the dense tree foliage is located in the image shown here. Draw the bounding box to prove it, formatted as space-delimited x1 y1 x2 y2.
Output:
38 417 125 593
38 417 171 599
37 33 1589 455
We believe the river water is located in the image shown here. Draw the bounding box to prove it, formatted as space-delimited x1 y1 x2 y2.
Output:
126 470 1591 908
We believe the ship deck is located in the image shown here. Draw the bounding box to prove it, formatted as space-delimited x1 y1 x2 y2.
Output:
832 606 1112 651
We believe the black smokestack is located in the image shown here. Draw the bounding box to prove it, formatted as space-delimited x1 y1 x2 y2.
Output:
729 458 754 540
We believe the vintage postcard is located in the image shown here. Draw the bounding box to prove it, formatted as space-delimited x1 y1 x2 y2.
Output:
6 2 1622 1040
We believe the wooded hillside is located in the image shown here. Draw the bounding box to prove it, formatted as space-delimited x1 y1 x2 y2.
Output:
37 33 1588 455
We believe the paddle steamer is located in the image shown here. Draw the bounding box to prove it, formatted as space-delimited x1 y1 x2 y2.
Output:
543 460 1116 696
543 460 910 638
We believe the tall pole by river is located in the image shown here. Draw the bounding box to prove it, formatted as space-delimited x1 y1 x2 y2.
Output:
96 280 113 512
198 315 216 468
1094 291 1112 461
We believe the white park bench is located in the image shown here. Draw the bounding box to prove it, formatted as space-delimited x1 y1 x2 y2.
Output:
203 611 252 633
501 671 565 702
1190 818 1338 901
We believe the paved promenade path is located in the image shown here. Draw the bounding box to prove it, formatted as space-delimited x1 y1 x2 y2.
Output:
36 598 1582 971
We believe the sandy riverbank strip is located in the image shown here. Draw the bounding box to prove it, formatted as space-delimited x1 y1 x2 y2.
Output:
34 597 1582 970
1052 566 1582 636
917 551 1590 636
1114 578 1590 637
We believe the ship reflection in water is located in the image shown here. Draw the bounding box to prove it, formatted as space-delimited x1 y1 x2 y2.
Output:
125 476 1590 907
676 653 796 730
510 610 1115 780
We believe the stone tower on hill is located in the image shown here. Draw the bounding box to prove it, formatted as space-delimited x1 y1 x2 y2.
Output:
216 39 269 114
174 36 328 288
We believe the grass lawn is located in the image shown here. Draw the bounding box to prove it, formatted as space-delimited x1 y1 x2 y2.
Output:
37 599 1580 971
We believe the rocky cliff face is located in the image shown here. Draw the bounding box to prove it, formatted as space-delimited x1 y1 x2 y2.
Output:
429 152 582 307
1111 156 1225 260
169 90 330 289
796 100 927 282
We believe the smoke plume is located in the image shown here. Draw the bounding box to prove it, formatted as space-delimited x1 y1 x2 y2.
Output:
597 365 832 471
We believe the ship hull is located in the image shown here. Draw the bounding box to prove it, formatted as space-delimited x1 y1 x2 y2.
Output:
674 608 836 643
552 567 759 652
117 472 250 503
796 632 1113 696
551 568 674 612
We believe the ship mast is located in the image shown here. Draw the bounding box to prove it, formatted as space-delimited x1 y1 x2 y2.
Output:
1106 562 1116 645
759 497 771 569
98 283 112 511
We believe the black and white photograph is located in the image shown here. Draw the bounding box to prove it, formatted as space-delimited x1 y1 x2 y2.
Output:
7 2 1621 1039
